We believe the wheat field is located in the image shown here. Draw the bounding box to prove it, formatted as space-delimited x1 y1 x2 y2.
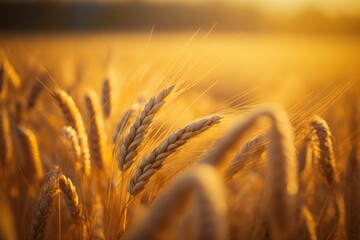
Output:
0 32 360 240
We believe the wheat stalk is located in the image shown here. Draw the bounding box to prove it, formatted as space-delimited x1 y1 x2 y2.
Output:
344 110 360 239
17 126 44 181
113 109 135 144
128 115 221 195
54 90 91 176
301 206 317 240
101 78 111 118
91 196 105 240
128 164 227 240
58 174 83 225
225 134 266 181
0 63 4 99
0 108 12 168
85 90 106 169
31 168 60 240
118 85 175 172
309 115 336 186
266 107 297 240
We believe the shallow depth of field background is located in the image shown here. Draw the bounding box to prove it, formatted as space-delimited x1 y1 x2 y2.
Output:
0 0 359 110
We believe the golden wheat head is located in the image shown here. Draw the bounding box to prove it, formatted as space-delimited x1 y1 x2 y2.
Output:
118 85 175 172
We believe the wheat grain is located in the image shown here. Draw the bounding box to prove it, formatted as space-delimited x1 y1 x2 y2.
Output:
112 109 135 144
309 115 336 186
225 134 266 181
129 164 227 240
118 85 175 172
54 90 91 176
62 126 82 166
58 174 83 225
31 168 60 240
85 90 105 169
101 78 111 118
128 115 221 195
17 126 44 181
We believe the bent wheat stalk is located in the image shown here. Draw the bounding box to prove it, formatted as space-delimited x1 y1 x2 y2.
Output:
54 90 91 176
118 85 175 172
200 106 297 240
85 91 106 169
128 115 222 195
128 164 227 240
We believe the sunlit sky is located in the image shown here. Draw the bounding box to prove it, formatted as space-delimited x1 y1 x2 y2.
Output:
1 0 360 17
141 0 360 17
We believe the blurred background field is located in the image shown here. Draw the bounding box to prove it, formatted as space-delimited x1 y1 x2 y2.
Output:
1 0 359 110
1 31 359 108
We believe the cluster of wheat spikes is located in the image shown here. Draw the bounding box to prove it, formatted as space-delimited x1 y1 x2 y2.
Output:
0 49 359 240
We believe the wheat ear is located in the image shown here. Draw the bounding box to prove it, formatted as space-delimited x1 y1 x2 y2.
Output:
17 126 44 181
27 76 45 109
85 90 106 169
113 109 135 144
62 126 82 166
309 115 336 186
58 174 83 225
200 106 297 240
54 90 91 176
0 50 20 90
0 108 12 168
101 78 111 118
31 168 60 240
128 164 227 240
128 115 221 195
225 134 266 181
118 85 175 172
